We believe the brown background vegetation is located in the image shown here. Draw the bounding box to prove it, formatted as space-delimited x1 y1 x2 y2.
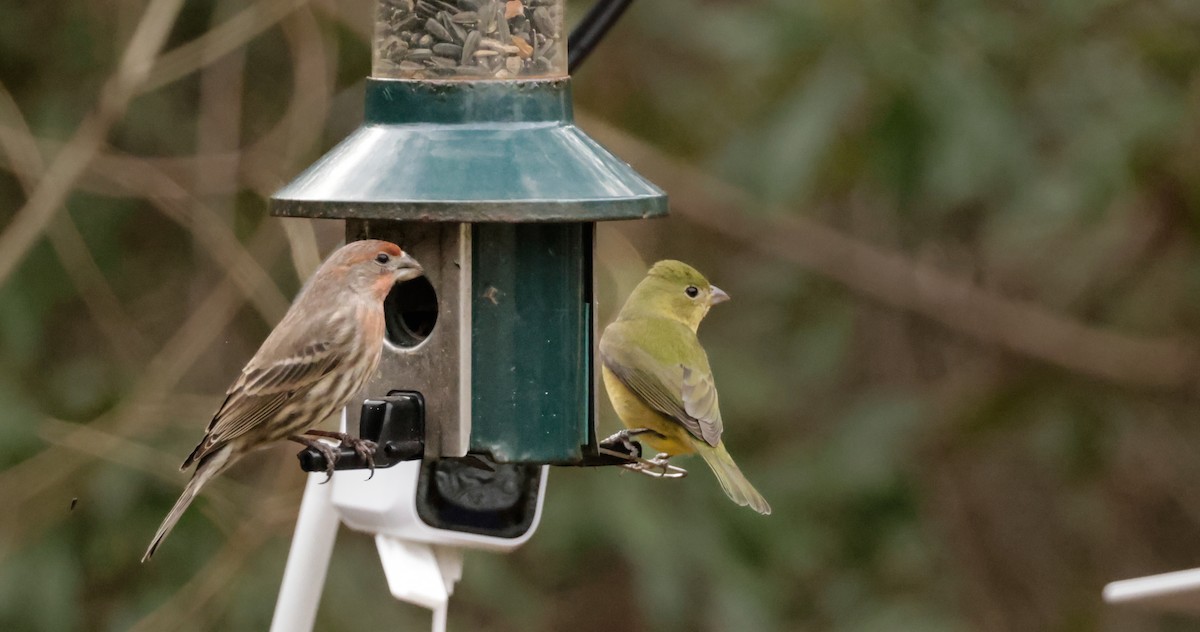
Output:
3 0 1200 630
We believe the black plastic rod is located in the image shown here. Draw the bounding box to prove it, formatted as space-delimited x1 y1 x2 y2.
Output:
568 0 637 73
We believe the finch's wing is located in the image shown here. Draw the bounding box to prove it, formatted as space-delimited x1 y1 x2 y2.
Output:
182 340 344 469
238 341 343 396
680 365 722 445
600 327 723 447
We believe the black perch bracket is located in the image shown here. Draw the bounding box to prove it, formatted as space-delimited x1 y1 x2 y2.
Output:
297 392 685 479
297 391 426 472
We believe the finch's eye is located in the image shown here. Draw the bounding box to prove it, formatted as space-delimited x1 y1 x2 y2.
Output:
375 253 391 265
685 285 699 298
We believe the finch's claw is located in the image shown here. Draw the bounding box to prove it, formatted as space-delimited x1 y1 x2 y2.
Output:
314 442 338 483
598 429 686 478
622 452 688 479
333 434 376 480
350 438 378 480
302 430 378 478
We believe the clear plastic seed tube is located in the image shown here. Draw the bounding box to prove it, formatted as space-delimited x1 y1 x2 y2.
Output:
373 0 566 80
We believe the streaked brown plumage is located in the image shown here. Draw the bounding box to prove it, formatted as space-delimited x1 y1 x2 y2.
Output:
142 240 423 561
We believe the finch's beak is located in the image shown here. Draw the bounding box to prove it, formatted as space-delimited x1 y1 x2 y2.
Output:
393 252 424 282
710 285 730 305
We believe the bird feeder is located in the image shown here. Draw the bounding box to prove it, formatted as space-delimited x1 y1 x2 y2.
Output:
269 0 666 528
268 4 665 629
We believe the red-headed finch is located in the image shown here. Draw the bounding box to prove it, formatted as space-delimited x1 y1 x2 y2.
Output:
142 240 423 561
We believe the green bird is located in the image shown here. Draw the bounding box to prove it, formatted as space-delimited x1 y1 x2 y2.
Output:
600 260 771 515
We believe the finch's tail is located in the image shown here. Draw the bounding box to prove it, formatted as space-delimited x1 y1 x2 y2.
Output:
696 441 771 515
142 445 233 562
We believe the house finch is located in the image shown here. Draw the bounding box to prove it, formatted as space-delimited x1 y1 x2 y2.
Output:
600 260 770 515
142 239 423 561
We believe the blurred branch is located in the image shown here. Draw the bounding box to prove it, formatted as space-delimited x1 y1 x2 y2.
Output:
0 1 333 204
131 460 304 632
0 82 150 364
578 113 1200 393
0 0 185 286
0 3 334 561
271 7 336 282
0 128 292 321
96 147 292 319
38 417 216 491
281 219 322 279
313 0 371 40
0 226 286 559
128 497 296 632
142 0 312 94
0 5 338 320
194 0 248 233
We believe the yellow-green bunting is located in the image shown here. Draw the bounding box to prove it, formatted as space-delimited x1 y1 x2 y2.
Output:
600 260 770 515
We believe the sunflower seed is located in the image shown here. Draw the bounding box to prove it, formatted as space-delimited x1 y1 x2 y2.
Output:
449 19 468 43
461 30 481 63
531 7 553 34
433 43 464 57
480 37 519 54
425 17 454 42
479 1 497 33
495 3 511 40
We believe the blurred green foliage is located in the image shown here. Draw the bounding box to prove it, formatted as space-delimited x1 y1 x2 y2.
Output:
2 0 1200 630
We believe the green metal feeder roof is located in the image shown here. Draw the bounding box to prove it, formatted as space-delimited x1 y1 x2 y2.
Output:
270 79 667 222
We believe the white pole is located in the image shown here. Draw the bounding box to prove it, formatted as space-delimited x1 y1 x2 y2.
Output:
432 605 447 632
1105 568 1200 613
270 473 341 632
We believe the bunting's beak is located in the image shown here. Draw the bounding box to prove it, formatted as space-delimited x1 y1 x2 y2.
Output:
710 285 730 305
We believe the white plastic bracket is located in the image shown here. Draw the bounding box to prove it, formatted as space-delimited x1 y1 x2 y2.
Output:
376 536 463 632
270 411 548 632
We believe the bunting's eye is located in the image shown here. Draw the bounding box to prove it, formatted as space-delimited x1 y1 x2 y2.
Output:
375 252 391 265
684 285 699 298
